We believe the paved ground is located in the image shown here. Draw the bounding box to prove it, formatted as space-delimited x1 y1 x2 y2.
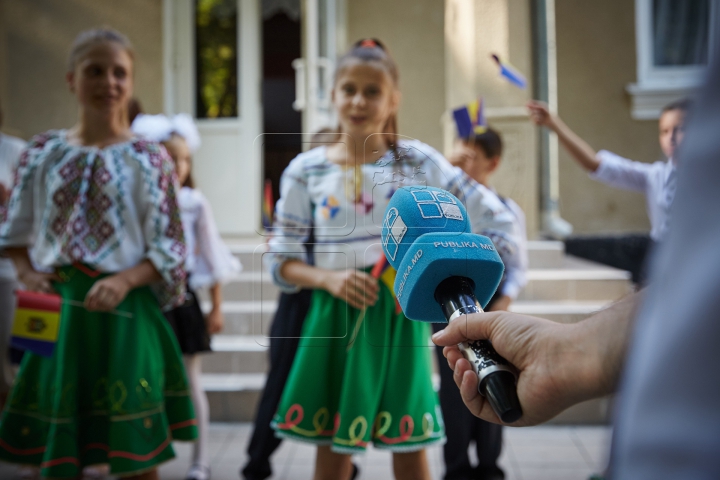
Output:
0 423 611 479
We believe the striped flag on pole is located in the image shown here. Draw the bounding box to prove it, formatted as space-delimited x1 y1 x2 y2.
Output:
11 290 62 358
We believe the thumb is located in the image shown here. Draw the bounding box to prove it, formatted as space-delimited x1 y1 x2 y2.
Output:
431 312 501 347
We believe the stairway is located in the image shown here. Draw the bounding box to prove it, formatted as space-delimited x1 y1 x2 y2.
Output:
198 240 633 424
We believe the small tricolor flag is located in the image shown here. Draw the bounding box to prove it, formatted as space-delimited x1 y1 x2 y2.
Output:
371 255 401 314
452 98 487 139
491 54 527 89
11 290 62 358
262 179 274 230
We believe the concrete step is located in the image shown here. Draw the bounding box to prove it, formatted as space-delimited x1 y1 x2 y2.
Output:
517 268 632 302
526 240 565 268
202 373 265 422
200 300 275 335
228 240 568 272
202 267 631 304
205 296 610 339
203 335 269 374
201 300 608 377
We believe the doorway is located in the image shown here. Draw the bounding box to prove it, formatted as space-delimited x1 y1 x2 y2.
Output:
262 3 302 211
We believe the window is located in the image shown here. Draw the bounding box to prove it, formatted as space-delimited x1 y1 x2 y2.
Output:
627 0 716 119
195 0 239 118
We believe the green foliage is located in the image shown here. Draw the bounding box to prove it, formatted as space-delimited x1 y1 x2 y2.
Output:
196 0 238 118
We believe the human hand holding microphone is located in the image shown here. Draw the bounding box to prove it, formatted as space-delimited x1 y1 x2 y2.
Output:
381 186 523 424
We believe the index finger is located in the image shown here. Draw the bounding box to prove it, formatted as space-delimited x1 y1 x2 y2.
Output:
431 311 501 347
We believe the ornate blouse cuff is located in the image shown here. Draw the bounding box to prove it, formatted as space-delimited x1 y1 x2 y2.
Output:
270 258 302 294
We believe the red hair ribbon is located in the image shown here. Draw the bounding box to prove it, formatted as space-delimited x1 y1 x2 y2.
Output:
359 39 378 49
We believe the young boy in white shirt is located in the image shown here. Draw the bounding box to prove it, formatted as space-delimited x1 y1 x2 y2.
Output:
434 126 528 480
527 98 688 283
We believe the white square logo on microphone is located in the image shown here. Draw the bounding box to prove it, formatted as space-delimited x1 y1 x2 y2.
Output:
411 190 464 221
383 207 406 261
441 203 463 220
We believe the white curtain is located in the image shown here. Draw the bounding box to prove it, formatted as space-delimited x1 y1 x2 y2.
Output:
653 0 710 66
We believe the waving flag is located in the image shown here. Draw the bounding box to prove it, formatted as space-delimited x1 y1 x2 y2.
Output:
262 179 274 230
491 54 527 89
371 255 401 314
452 98 487 139
11 291 62 358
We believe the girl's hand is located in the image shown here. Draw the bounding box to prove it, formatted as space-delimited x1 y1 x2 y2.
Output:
527 100 556 128
206 307 224 334
321 269 379 310
84 274 131 312
18 270 60 294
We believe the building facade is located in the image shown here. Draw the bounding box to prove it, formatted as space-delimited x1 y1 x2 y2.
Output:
0 0 712 237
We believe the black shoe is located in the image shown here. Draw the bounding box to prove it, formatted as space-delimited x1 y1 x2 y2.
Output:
351 463 360 480
241 461 272 480
474 466 504 480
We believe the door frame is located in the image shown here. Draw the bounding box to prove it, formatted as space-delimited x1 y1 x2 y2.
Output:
163 0 262 236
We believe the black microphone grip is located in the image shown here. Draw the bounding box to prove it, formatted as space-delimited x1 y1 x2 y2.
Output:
434 276 523 424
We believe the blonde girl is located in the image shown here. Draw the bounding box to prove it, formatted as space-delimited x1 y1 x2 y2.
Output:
0 28 196 480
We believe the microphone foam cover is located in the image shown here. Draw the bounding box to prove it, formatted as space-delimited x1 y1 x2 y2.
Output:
394 232 504 322
381 186 471 270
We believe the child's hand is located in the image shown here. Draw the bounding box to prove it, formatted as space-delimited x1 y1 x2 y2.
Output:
448 143 476 168
322 269 379 310
18 270 60 294
206 307 224 334
84 274 132 312
527 100 556 128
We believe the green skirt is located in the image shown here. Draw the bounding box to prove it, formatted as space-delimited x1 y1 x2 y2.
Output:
272 279 445 454
0 265 197 478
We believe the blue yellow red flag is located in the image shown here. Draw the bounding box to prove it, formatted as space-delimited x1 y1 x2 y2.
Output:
11 290 62 358
452 98 487 139
371 255 401 314
262 179 274 229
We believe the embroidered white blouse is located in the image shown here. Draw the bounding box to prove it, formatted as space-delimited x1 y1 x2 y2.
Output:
0 132 26 280
0 130 187 309
178 187 241 290
266 139 522 293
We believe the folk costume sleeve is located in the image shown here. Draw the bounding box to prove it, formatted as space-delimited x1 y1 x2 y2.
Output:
265 156 314 293
137 141 188 309
0 133 48 249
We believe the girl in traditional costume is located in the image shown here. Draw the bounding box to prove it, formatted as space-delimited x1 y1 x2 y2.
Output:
132 113 242 480
267 39 520 480
0 28 196 480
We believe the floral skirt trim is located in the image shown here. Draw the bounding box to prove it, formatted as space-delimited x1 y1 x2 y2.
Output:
272 403 446 453
0 265 197 478
271 286 446 454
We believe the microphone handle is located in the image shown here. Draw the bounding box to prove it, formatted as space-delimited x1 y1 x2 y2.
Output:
434 276 523 424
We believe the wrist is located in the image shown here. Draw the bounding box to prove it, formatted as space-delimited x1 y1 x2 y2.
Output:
113 271 135 290
316 269 333 291
554 322 608 402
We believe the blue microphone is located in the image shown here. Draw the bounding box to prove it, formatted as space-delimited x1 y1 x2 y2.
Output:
382 186 522 423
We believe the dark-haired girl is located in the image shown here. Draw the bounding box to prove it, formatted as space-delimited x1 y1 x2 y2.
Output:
266 39 520 480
